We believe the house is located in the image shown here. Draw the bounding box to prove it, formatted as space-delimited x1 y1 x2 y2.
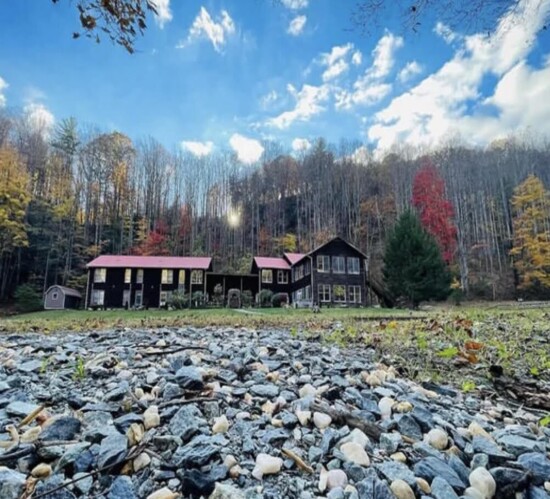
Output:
44 285 82 310
85 255 212 309
250 257 291 298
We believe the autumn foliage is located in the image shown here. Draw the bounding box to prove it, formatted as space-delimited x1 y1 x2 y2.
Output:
412 159 457 264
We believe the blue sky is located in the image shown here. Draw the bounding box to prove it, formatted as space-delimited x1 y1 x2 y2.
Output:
1 0 549 162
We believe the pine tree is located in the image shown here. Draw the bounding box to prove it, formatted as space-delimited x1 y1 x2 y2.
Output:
510 175 550 293
383 210 451 308
412 159 457 263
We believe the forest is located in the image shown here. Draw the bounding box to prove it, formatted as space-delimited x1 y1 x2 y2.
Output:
1 106 549 305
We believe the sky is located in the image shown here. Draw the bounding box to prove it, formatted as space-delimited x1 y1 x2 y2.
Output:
1 0 549 163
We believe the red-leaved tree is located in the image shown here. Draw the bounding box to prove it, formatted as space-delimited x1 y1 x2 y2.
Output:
133 221 170 256
412 159 457 264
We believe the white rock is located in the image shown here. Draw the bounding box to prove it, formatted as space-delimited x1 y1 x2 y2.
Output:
326 469 348 490
390 479 415 499
394 401 413 413
545 482 550 493
378 397 395 418
319 467 329 492
391 452 407 463
425 428 448 450
469 467 496 499
143 405 160 430
209 482 246 499
133 452 151 472
117 369 133 380
313 412 332 429
146 487 178 499
296 410 312 426
31 463 52 478
299 384 317 398
340 428 370 449
464 487 485 499
416 477 431 494
155 339 167 348
340 442 370 467
223 454 238 469
252 453 283 480
364 373 382 387
212 415 229 434
468 421 493 440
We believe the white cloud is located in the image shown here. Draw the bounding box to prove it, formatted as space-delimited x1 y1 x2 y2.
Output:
151 0 172 28
181 140 214 157
370 31 404 79
288 15 307 36
268 83 330 128
177 7 235 52
434 22 458 44
352 51 362 65
24 103 54 136
335 83 392 109
398 61 423 82
291 138 311 151
0 76 7 107
260 90 279 109
368 0 550 152
321 43 353 81
281 0 308 9
229 134 264 163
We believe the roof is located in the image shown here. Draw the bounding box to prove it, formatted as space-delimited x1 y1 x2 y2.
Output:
46 285 82 298
86 255 212 270
288 237 368 266
284 252 306 265
253 257 291 270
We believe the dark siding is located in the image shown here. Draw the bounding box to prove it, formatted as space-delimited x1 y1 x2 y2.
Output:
206 273 259 300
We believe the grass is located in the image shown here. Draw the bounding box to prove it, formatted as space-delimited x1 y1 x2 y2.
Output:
2 302 550 389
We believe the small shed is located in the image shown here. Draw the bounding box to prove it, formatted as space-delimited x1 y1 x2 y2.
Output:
44 285 82 310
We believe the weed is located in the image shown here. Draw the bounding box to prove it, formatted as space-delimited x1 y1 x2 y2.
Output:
73 357 86 381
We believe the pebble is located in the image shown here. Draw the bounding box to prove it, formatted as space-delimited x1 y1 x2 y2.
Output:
212 415 229 434
469 466 496 498
143 405 160 430
313 412 332 429
296 410 312 426
252 453 283 480
340 442 370 466
146 487 179 499
425 428 449 450
31 463 52 479
326 469 348 490
390 479 415 499
0 467 27 499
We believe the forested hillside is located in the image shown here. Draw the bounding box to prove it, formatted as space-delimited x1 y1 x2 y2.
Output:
1 107 549 303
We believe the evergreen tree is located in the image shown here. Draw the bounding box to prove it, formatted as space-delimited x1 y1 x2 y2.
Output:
383 210 451 308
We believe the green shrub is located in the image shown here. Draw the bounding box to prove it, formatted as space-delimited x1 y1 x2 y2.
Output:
272 292 289 308
169 291 189 309
258 289 273 307
242 290 253 307
191 291 206 308
15 284 43 313
212 283 224 306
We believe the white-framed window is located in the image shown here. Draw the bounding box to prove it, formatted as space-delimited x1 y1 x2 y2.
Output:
161 269 173 284
348 285 361 304
277 270 288 284
296 288 303 301
304 285 311 300
136 269 144 284
135 290 143 307
261 269 272 284
91 289 105 306
124 268 131 283
94 268 106 283
317 255 330 272
318 284 331 302
333 284 346 302
332 256 346 274
123 290 130 307
159 291 168 307
178 270 185 292
191 270 203 285
347 257 360 275
305 261 311 276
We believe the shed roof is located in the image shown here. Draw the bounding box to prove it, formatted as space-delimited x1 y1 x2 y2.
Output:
253 257 291 270
46 285 82 298
87 255 212 270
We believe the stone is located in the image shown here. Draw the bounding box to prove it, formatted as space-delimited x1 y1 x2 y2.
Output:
299 384 317 398
390 479 415 499
209 482 246 499
179 466 227 497
133 452 151 472
146 488 178 499
143 405 160 430
252 453 283 480
31 463 52 479
471 436 513 463
40 416 81 441
380 432 402 453
463 487 485 499
518 452 550 485
496 434 545 457
468 422 493 440
327 469 348 490
0 467 26 499
426 428 448 450
108 476 137 499
5 400 40 417
413 457 466 490
175 366 204 390
212 415 229 434
313 412 332 429
416 477 431 494
18 359 43 372
394 401 413 413
173 434 223 467
34 474 77 499
431 477 459 499
97 433 128 469
378 397 395 418
169 405 203 441
469 467 496 499
340 442 370 467
296 410 312 426
397 414 423 440
376 460 416 488
250 384 279 398
73 472 93 495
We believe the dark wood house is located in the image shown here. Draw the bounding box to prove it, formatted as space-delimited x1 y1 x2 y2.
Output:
250 257 292 298
44 285 82 310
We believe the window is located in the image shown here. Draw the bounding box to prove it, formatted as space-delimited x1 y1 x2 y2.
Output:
332 256 345 274
135 290 143 307
317 255 330 272
136 269 144 284
94 268 106 283
305 261 311 276
296 288 303 301
161 269 173 285
304 285 311 300
261 269 272 284
191 270 203 285
123 290 130 307
178 270 186 292
124 268 131 283
348 285 361 304
347 257 360 275
318 284 331 302
294 265 304 281
333 285 346 302
277 270 288 284
91 289 104 306
159 291 168 307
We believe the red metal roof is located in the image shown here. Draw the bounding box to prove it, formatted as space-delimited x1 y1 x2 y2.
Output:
87 255 212 270
284 252 306 265
253 257 290 270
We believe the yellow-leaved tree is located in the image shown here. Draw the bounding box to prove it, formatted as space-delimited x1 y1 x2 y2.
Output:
510 175 550 291
0 148 31 254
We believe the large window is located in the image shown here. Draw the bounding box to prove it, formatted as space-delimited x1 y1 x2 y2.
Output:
294 265 303 281
123 290 130 307
261 269 273 284
161 269 173 285
304 285 311 300
317 255 330 273
160 291 172 307
333 284 346 302
135 290 143 307
318 284 331 302
178 270 186 292
124 268 131 284
348 285 361 304
91 289 104 306
94 268 106 283
332 256 346 274
277 270 288 284
347 257 360 275
136 269 144 284
305 260 311 276
191 270 203 285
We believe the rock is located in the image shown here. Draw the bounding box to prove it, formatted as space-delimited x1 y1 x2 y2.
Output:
127 423 145 446
146 487 179 499
41 416 81 441
169 405 203 441
179 466 227 497
212 415 229 434
327 469 348 490
463 487 486 499
143 405 160 430
469 467 496 498
413 457 466 490
340 442 370 466
73 472 93 495
313 412 332 429
394 401 413 413
391 452 407 463
252 453 283 479
390 479 415 499
376 460 416 488
378 397 395 418
18 359 43 372
133 452 151 472
380 432 402 453
209 482 246 499
431 477 459 499
108 476 137 499
518 452 550 485
31 463 52 479
175 366 204 390
299 384 317 398
34 474 77 499
416 477 431 494
250 384 279 398
5 400 40 417
496 434 545 457
97 433 128 469
468 422 493 440
0 467 26 499
425 428 448 450
471 436 513 463
397 414 423 440
173 434 223 467
296 410 312 426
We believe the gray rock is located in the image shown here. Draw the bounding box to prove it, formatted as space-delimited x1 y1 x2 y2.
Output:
380 432 402 453
249 384 279 398
97 433 128 469
397 414 423 440
448 454 470 484
0 467 26 499
376 460 417 487
18 359 43 372
73 472 94 495
34 474 77 499
108 476 137 499
175 366 204 390
518 452 550 486
431 477 460 499
169 404 204 441
57 442 92 471
470 453 489 470
173 434 224 467
6 400 40 417
471 436 514 463
496 434 545 457
413 457 466 490
41 416 82 441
